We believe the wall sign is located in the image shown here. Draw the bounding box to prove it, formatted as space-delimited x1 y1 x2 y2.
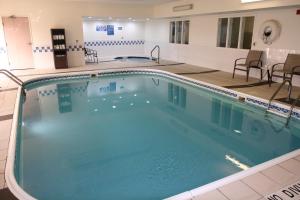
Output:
96 25 107 32
107 25 114 35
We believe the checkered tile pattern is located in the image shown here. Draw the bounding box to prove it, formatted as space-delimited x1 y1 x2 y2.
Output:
67 45 84 52
0 47 6 54
38 86 87 96
33 45 84 53
33 41 143 53
70 86 87 93
33 46 53 53
38 89 57 96
84 40 145 47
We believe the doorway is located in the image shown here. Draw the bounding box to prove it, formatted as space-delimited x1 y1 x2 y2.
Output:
2 16 34 70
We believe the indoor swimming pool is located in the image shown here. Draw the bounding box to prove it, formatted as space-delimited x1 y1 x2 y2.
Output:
6 70 300 200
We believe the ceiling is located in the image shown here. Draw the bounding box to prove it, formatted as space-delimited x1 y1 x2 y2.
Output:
65 0 176 5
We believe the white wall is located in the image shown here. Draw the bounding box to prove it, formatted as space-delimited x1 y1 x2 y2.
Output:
153 0 300 18
83 20 146 60
145 7 300 85
0 0 152 69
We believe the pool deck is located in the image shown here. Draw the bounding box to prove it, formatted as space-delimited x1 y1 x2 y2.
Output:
0 60 300 200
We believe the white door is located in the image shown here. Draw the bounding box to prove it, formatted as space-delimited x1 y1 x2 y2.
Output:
2 17 34 70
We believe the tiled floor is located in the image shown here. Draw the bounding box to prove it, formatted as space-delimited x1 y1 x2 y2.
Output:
0 60 300 199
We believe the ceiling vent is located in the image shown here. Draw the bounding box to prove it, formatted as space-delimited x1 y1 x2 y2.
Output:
173 4 193 12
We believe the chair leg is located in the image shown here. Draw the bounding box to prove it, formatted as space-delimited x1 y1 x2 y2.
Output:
260 69 263 80
246 69 249 82
232 67 236 79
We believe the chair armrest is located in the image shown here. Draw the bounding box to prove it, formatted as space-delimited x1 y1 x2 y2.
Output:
292 66 300 74
235 58 246 65
271 63 284 73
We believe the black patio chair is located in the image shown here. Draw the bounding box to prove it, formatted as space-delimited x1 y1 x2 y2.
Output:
270 54 300 86
232 50 263 82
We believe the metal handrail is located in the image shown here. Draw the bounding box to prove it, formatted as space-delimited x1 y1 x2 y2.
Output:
266 80 292 111
0 69 24 87
286 94 300 126
151 45 160 64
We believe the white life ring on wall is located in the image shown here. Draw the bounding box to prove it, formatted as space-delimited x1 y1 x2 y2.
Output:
259 20 281 45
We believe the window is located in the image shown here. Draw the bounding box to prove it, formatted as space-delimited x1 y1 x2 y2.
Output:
182 21 190 44
217 18 228 48
240 16 254 49
169 20 190 45
169 22 175 43
217 16 254 49
176 21 182 43
228 17 240 48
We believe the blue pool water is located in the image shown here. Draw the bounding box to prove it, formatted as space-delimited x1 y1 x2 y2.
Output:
15 73 300 200
114 56 153 63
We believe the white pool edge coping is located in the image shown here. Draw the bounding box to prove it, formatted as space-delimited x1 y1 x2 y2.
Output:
5 87 36 200
5 68 300 200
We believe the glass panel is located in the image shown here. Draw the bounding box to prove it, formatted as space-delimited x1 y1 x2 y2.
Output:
241 16 254 49
169 22 176 43
176 21 182 44
182 21 190 44
217 18 228 47
229 17 240 48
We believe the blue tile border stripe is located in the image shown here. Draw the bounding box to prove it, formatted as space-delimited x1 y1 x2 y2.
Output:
246 97 300 118
23 69 300 120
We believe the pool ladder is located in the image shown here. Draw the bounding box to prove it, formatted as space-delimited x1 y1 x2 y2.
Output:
151 45 160 64
266 80 300 126
0 69 26 95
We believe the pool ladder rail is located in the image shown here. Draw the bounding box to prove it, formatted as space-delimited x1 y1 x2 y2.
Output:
266 80 300 126
151 45 160 64
0 69 26 97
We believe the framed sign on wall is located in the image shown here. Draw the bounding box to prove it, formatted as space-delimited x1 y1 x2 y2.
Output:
107 25 114 35
96 25 107 32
